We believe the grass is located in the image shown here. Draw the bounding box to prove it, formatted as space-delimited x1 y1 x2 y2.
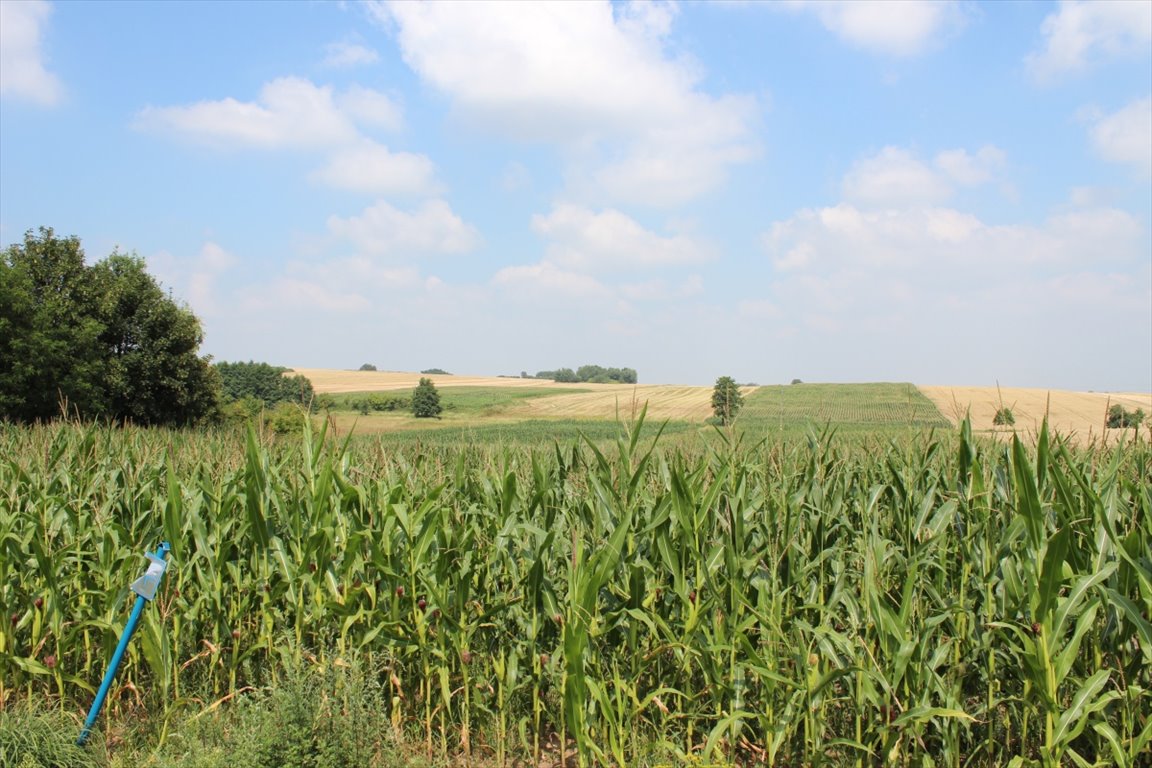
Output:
738 382 951 434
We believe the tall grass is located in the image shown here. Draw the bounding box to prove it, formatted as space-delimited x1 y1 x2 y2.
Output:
0 415 1148 766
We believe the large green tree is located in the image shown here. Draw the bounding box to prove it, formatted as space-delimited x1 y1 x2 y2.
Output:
215 361 314 408
711 376 743 426
0 228 220 425
411 377 442 418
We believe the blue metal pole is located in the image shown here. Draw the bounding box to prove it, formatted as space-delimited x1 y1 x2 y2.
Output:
77 542 171 747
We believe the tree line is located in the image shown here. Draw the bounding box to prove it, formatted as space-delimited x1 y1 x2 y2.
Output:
531 364 638 384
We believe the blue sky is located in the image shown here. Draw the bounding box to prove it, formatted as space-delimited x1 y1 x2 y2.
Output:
2 0 1149 390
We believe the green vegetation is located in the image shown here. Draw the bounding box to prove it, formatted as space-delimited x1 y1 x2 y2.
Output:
1 417 1147 767
358 363 377 371
411 377 442 418
420 368 451 375
710 375 743 425
1107 403 1145 429
994 406 1016 426
215 361 315 409
741 382 951 434
534 364 638 383
1 227 219 425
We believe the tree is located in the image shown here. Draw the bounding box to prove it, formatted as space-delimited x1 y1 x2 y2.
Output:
1 228 219 425
711 376 743 425
412 377 442 418
215 361 314 408
359 363 377 371
93 253 220 425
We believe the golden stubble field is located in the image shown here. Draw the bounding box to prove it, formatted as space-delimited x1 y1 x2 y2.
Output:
294 369 1151 441
919 386 1152 443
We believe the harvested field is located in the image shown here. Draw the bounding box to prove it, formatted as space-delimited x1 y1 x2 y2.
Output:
919 385 1151 443
291 368 579 393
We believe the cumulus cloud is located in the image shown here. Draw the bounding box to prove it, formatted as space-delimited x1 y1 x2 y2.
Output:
779 0 967 57
1087 97 1152 176
0 0 64 105
136 76 435 195
842 145 1006 208
372 0 757 206
322 40 380 69
327 199 480 257
1027 0 1152 82
135 77 360 149
531 204 711 272
311 140 437 195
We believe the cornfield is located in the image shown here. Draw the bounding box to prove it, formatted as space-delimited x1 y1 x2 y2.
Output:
0 414 1148 767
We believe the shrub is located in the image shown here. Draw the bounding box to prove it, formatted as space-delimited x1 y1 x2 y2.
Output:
358 364 377 371
993 407 1015 426
1107 404 1145 429
412 378 442 418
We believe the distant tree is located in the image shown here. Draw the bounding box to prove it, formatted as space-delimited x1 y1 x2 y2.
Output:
412 377 442 418
421 368 451 375
359 363 377 371
993 407 1015 426
553 368 579 383
0 227 219 425
216 361 314 409
1107 404 1145 429
711 376 743 426
791 379 803 385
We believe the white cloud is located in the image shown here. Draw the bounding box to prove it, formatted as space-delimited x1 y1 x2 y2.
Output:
842 145 1006 208
780 0 966 57
531 204 711 272
146 241 236 316
0 0 63 105
934 145 1006 186
1027 0 1152 82
322 40 380 69
373 0 757 206
311 140 437 195
327 199 480 256
336 85 403 132
241 277 372 314
135 77 360 149
842 147 952 207
492 261 612 301
1087 97 1152 176
755 200 1149 386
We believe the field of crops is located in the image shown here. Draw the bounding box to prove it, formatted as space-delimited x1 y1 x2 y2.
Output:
1 416 1149 767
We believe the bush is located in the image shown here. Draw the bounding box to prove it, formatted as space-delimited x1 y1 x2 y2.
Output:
993 407 1015 426
1107 404 1145 429
412 378 442 419
150 655 398 768
358 364 377 371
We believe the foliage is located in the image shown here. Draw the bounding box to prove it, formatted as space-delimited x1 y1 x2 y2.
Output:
358 364 377 371
0 703 103 768
993 406 1016 426
710 375 743 425
791 378 803 385
0 227 218 425
215 361 314 409
535 364 637 384
149 654 397 768
0 420 1148 766
1107 404 1145 429
411 377 442 418
419 368 451 375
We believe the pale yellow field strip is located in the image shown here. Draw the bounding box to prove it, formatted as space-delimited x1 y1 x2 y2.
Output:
292 368 591 394
919 386 1152 442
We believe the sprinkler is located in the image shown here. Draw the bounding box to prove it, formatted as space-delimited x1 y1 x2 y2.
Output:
77 541 171 747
